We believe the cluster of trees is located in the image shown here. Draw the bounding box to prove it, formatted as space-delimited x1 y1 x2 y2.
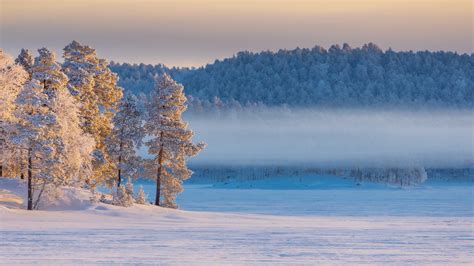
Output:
348 167 427 186
110 43 473 110
188 165 429 187
0 41 205 210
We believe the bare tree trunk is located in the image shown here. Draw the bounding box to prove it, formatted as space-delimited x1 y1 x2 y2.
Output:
0 164 2 177
155 132 164 206
20 149 25 179
33 180 46 210
117 155 122 187
117 141 123 187
27 148 32 211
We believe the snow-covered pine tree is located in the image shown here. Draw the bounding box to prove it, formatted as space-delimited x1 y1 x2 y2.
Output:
13 79 60 210
31 48 68 98
62 41 123 186
51 83 95 186
15 49 34 77
106 94 144 187
0 50 28 177
11 49 95 210
145 74 206 208
135 185 147 204
125 177 134 197
31 48 95 186
14 80 94 210
112 179 134 207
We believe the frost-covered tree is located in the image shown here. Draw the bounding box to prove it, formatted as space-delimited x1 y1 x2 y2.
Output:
30 48 95 185
145 74 206 208
135 185 147 204
112 178 134 207
51 84 95 185
13 79 60 210
10 48 95 210
63 40 123 186
14 77 94 210
125 177 134 196
106 94 144 187
15 49 34 77
31 48 68 98
0 50 28 177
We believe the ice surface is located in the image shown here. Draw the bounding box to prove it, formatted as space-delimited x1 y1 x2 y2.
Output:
1 177 473 264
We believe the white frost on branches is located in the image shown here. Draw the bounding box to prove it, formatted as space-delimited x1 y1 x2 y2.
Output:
106 93 144 186
0 50 28 175
145 73 206 208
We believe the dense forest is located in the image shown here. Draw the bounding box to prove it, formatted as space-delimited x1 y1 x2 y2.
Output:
110 43 473 109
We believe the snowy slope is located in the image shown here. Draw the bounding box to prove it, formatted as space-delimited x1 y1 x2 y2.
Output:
0 178 94 211
1 177 473 264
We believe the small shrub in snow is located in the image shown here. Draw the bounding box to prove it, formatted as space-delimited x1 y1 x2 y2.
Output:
90 189 100 204
99 194 107 203
113 185 134 207
135 186 147 204
125 177 134 197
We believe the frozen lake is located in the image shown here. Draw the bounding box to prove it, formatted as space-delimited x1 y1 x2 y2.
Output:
2 177 473 264
130 176 474 217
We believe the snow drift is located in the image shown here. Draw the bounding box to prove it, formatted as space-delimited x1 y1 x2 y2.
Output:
0 178 95 211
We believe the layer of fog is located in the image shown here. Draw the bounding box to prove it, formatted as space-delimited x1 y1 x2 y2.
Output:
183 108 473 168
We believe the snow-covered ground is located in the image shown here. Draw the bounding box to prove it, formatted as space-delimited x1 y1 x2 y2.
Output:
1 177 473 264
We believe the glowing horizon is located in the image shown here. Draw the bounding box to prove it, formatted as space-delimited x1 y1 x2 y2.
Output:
1 0 472 67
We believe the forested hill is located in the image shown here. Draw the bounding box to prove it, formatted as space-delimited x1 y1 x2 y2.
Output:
110 43 473 109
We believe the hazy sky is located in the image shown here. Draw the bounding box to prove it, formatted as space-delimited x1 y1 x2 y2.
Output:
1 0 472 67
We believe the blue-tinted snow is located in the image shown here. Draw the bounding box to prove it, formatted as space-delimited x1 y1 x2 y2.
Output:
130 175 473 217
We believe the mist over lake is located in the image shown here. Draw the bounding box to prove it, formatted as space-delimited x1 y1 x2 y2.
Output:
183 108 473 168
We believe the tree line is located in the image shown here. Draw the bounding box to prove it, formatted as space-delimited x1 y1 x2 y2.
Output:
0 41 205 210
110 43 473 110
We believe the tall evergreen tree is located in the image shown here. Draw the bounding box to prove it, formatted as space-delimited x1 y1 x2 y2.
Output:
31 48 68 98
13 79 60 210
51 82 95 186
0 50 28 177
106 94 144 187
13 48 95 209
145 74 206 208
15 49 34 77
62 41 123 186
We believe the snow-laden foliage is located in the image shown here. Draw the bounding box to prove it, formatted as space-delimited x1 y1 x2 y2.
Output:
50 83 95 185
112 182 134 207
63 40 123 186
110 43 473 109
135 185 147 204
30 48 68 98
15 49 35 76
0 50 28 177
31 48 94 186
15 49 34 77
13 79 62 208
125 177 134 197
145 74 206 208
11 48 95 209
106 94 144 187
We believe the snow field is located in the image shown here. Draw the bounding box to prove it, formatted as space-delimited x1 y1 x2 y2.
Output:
1 177 473 264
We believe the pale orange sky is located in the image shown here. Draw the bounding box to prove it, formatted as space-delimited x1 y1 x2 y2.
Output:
1 0 472 67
